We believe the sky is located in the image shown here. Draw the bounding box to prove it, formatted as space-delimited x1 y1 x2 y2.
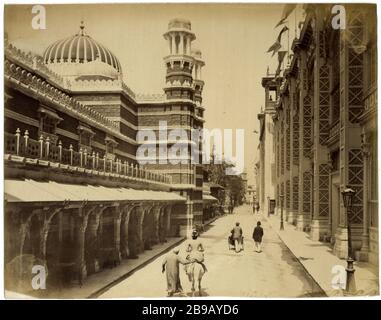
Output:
4 3 304 185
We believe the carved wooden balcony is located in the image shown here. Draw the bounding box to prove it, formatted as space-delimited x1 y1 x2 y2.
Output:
4 129 172 185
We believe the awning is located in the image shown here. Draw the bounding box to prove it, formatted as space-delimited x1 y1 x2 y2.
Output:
203 194 218 202
4 179 186 203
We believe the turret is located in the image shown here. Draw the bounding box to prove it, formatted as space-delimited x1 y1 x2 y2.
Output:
163 19 196 100
192 49 205 106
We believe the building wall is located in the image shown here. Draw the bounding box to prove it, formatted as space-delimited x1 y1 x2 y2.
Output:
260 4 378 265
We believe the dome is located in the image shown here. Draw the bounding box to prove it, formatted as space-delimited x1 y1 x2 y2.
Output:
42 23 122 80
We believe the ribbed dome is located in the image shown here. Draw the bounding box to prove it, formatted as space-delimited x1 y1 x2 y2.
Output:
43 23 121 73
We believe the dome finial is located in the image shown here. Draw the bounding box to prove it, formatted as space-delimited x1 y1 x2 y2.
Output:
79 21 85 35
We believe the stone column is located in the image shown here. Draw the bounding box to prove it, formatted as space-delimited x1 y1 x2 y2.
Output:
158 208 166 243
310 11 330 241
113 206 122 263
152 206 161 245
77 209 89 284
167 35 172 54
17 219 30 292
165 206 172 236
136 206 145 253
179 33 184 55
87 209 102 273
120 205 132 259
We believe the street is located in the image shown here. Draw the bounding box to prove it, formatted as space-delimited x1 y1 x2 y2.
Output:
99 205 325 298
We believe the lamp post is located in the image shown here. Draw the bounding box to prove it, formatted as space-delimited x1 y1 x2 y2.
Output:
341 186 356 294
279 194 284 230
267 196 270 217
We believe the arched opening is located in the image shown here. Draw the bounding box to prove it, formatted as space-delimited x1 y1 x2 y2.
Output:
24 214 41 259
175 35 180 54
55 208 79 286
45 212 61 289
85 211 101 275
4 208 29 291
99 207 117 268
120 208 130 259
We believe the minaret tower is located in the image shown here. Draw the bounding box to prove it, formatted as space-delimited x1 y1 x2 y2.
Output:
192 49 205 107
163 19 196 100
192 49 205 126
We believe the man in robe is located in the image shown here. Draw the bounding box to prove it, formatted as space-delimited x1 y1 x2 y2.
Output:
162 248 192 297
184 229 207 280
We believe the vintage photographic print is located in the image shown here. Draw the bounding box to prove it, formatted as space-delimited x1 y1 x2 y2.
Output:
2 2 379 300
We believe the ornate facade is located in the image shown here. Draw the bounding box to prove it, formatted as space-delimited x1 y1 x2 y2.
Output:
259 4 378 265
4 18 206 294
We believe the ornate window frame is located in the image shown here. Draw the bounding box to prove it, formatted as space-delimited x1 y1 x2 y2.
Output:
105 135 118 160
38 106 63 144
77 123 95 152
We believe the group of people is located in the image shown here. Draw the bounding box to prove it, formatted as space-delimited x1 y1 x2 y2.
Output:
161 229 207 297
252 202 260 214
229 221 264 253
162 220 265 296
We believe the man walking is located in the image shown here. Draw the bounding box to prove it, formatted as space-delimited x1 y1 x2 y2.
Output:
162 248 193 297
231 222 243 253
252 221 264 253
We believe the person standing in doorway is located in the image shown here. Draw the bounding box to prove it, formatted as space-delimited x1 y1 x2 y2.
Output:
252 221 264 253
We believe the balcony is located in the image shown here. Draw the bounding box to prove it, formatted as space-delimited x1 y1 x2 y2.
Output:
327 120 340 146
4 129 172 185
360 86 377 123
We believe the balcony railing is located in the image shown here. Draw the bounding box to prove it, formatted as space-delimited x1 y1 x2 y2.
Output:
364 86 377 112
329 120 340 141
4 129 172 184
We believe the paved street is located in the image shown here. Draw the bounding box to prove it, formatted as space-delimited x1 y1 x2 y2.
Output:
100 205 325 298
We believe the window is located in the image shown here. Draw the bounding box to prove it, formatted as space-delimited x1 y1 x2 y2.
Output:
38 106 62 143
43 117 56 134
77 124 94 151
105 136 118 160
80 134 91 146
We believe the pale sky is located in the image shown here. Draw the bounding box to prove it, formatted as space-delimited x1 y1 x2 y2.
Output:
4 3 304 185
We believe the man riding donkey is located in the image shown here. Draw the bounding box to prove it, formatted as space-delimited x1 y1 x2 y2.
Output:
184 229 208 293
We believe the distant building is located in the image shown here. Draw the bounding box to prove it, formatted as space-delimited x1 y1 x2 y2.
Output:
256 77 277 215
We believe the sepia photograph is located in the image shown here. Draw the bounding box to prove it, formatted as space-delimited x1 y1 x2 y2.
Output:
2 2 379 300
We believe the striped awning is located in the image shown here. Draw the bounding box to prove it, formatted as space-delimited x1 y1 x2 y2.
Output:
4 179 186 203
203 194 218 202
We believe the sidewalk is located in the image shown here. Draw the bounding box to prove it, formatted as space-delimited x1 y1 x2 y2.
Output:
7 213 227 299
265 213 379 297
7 237 185 299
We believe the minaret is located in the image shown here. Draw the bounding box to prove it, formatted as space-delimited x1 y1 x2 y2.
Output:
192 49 205 125
163 19 196 100
192 49 205 107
